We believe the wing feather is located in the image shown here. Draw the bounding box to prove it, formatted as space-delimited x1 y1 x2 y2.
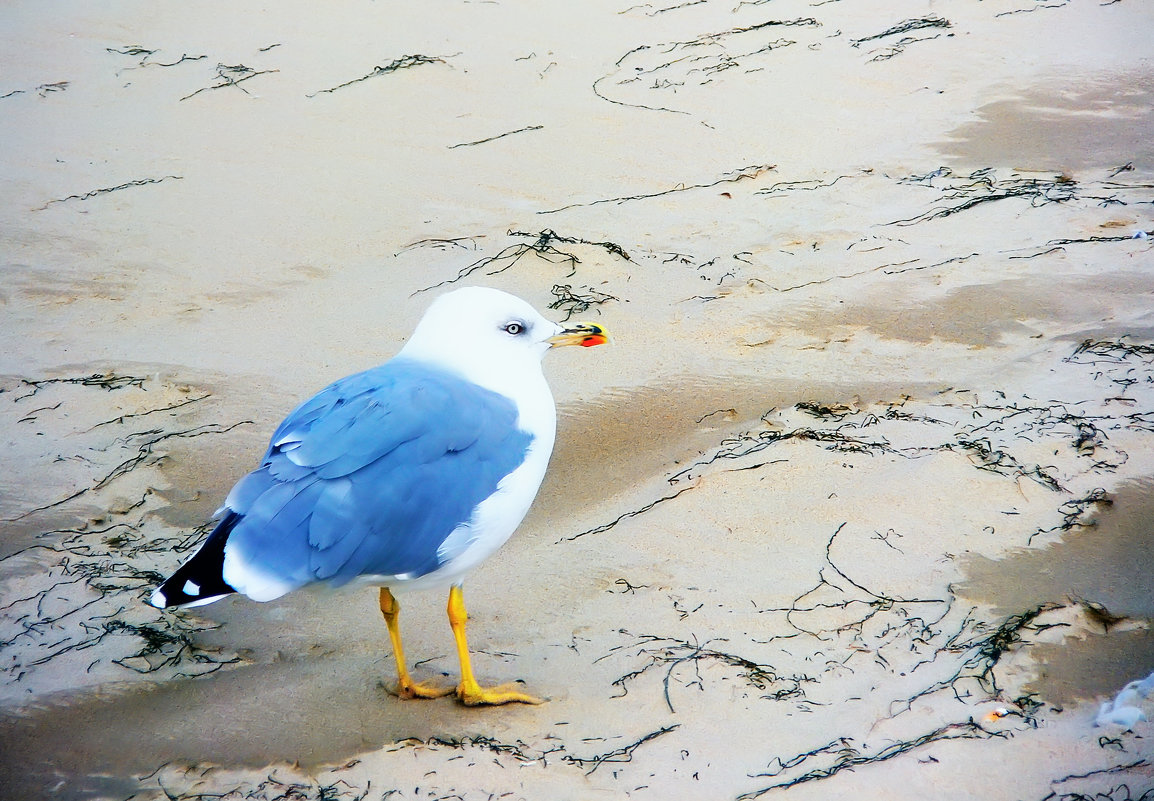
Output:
221 359 533 597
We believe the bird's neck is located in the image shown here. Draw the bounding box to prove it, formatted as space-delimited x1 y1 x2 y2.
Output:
395 347 556 440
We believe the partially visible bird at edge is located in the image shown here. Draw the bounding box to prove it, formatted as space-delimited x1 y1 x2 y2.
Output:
151 286 608 706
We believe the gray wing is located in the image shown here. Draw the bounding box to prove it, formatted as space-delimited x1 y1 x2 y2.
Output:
221 359 533 593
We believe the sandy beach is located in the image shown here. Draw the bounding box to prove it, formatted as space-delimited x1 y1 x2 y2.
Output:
2 0 1153 798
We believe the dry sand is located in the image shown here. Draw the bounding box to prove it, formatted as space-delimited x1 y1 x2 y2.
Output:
2 1 1153 799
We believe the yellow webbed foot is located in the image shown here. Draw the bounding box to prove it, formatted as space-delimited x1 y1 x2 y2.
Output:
392 677 455 700
445 586 546 706
456 679 546 706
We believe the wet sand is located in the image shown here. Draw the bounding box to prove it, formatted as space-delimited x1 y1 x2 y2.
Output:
2 1 1153 799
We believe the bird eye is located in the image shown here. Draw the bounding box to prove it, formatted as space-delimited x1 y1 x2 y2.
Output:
503 322 525 336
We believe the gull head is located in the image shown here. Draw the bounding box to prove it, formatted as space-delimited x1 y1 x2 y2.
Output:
399 287 607 389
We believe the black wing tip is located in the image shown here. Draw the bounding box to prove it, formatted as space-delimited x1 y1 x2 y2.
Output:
151 512 241 608
150 581 235 609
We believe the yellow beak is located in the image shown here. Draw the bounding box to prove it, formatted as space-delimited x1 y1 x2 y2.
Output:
548 322 609 348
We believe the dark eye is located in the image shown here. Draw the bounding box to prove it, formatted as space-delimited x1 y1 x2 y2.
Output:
503 321 525 336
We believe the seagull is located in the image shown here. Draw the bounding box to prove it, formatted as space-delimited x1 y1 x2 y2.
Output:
151 286 607 705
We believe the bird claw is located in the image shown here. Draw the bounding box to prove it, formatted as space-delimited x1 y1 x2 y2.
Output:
393 678 455 700
457 680 546 706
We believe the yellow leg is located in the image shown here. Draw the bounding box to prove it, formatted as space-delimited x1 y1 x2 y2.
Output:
379 588 453 700
448 585 545 706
